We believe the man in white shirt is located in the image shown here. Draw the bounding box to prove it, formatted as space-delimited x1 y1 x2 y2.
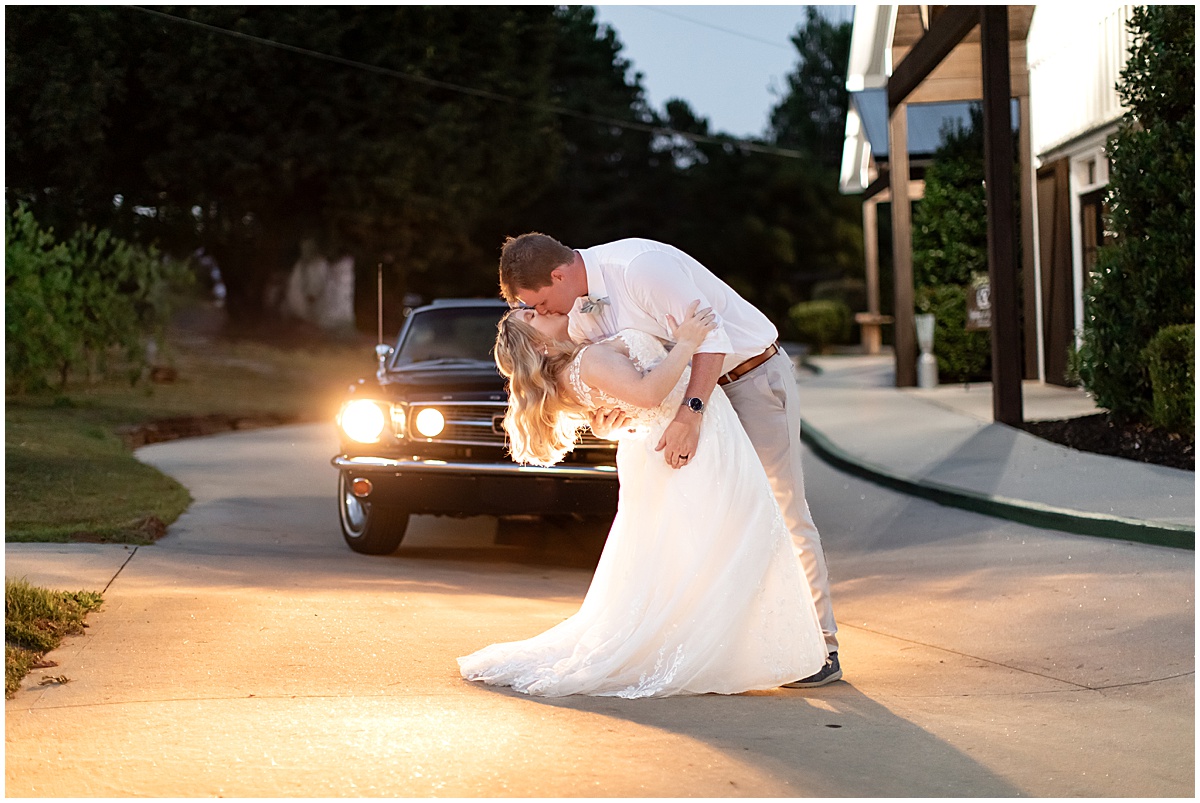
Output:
498 232 841 688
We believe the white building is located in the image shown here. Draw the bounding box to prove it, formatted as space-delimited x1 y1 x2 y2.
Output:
839 4 1135 386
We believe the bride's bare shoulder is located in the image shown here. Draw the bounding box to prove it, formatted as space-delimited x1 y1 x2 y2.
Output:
578 340 636 383
579 340 628 367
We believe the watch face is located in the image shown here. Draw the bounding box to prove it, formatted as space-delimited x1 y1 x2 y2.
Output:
688 397 704 413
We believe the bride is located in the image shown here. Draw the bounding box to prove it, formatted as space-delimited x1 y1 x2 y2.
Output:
457 302 827 698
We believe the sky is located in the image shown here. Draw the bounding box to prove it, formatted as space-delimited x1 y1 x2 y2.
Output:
592 4 855 139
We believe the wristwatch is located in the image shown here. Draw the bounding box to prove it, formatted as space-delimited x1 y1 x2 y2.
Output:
684 397 705 414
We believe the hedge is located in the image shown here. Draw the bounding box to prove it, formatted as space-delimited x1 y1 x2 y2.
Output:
789 299 851 354
1143 323 1194 435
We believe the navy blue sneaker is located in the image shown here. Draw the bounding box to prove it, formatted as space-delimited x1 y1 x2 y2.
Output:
783 651 841 688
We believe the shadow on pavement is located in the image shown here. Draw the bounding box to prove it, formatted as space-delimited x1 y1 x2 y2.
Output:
471 681 1024 797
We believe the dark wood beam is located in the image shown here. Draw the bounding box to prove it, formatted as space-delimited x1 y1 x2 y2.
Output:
864 170 890 200
888 5 981 109
980 6 1024 424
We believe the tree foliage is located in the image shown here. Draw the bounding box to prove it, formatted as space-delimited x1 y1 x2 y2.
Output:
5 204 189 392
911 106 992 382
768 7 853 171
912 107 989 288
1079 5 1195 419
6 6 861 335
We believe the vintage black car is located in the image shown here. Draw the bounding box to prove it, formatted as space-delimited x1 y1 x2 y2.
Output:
331 298 619 554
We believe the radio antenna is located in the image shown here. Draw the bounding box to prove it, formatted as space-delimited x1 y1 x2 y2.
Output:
374 263 391 381
376 263 384 344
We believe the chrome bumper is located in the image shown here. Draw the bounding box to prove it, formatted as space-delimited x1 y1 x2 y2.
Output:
330 455 618 478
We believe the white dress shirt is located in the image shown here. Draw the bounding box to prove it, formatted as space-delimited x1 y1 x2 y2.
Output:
566 238 778 375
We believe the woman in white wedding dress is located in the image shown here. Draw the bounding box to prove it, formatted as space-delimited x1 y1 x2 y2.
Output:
457 302 827 698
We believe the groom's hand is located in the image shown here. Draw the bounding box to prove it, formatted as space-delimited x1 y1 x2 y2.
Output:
656 409 702 469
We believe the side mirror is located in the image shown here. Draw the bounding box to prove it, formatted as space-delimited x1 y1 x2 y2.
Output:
375 343 394 380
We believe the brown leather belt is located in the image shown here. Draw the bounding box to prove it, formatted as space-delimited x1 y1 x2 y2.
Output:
717 342 780 386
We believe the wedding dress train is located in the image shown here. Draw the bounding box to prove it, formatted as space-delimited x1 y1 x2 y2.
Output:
458 329 826 697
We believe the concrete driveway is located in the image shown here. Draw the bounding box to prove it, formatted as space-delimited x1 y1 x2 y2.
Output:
5 423 1194 796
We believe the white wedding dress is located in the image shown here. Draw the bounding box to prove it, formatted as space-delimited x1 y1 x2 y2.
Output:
458 329 827 697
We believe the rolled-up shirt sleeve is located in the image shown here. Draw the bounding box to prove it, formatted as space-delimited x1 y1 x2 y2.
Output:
624 251 733 355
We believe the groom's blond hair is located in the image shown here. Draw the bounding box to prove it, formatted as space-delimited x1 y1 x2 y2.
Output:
498 232 574 305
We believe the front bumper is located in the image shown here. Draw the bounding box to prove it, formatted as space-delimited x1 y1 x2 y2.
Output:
331 455 619 517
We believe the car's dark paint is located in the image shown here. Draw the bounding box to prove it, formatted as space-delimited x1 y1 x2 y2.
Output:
332 299 618 555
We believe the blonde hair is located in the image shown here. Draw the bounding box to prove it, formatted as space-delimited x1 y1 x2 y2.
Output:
493 309 589 466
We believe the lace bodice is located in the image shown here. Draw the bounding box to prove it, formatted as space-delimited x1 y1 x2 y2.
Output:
568 329 689 429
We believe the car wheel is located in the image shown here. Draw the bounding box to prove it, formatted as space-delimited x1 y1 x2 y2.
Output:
338 472 410 555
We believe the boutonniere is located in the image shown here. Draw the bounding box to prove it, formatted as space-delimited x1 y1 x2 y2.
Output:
579 296 609 314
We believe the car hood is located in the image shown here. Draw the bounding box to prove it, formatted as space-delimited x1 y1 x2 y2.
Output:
381 361 504 393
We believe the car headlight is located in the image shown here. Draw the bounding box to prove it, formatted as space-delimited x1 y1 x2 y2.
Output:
339 399 388 443
413 407 446 438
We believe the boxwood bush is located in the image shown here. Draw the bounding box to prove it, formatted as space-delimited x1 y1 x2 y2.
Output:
789 299 851 354
1143 324 1194 435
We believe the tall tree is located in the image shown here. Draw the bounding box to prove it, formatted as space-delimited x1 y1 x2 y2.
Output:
767 7 853 171
509 6 675 247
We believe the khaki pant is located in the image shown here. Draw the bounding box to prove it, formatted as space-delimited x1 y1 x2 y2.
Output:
721 349 838 652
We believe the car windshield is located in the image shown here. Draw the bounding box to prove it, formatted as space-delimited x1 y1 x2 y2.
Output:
391 306 502 367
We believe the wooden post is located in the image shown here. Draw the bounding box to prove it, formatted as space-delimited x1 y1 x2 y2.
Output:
980 6 1024 424
888 104 917 386
1018 93 1039 380
863 198 880 317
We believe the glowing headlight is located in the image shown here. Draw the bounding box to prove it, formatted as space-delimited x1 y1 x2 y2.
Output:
340 400 387 443
414 407 446 438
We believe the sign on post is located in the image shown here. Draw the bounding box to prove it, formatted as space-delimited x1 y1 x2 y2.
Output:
966 272 992 331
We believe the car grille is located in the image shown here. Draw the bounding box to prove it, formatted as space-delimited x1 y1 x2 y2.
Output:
406 401 612 450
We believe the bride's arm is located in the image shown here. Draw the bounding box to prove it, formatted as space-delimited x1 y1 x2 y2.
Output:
580 301 715 409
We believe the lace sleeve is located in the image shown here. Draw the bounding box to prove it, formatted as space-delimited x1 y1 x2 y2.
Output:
615 329 667 374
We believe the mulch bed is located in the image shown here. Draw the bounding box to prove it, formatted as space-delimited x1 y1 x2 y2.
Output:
1019 413 1194 471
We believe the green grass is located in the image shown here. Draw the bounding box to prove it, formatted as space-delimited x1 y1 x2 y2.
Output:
5 578 104 697
5 313 376 543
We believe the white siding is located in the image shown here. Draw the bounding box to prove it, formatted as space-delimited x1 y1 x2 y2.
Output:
1027 3 1134 158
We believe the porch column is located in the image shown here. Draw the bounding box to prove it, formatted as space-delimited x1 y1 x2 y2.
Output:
888 103 916 386
980 5 1024 424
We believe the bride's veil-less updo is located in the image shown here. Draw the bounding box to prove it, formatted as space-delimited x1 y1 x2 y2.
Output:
493 310 589 467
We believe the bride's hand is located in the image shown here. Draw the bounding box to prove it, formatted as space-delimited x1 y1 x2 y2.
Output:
589 406 631 439
667 300 716 349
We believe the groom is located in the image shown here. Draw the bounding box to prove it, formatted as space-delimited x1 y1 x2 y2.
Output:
498 232 841 688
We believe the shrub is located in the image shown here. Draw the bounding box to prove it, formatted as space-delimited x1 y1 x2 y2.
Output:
5 204 190 392
1078 6 1195 419
912 124 988 288
5 206 77 392
789 299 851 354
1143 324 1194 435
811 277 867 313
914 284 991 383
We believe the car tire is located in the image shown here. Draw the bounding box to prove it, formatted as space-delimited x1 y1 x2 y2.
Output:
338 472 410 555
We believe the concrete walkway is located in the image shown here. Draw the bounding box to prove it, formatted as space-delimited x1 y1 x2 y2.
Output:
796 353 1194 548
4 355 1194 796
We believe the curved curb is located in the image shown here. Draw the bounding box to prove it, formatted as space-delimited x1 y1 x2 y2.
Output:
799 418 1195 551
